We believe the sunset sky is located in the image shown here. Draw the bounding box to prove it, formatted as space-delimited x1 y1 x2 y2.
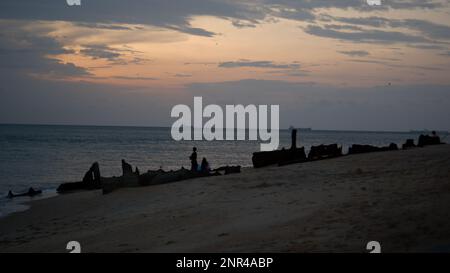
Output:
1 0 450 130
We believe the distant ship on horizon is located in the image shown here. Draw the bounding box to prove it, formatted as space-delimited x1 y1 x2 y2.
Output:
289 126 312 132
409 129 449 134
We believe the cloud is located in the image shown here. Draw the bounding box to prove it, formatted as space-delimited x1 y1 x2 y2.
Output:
0 24 90 78
318 16 450 41
219 60 301 69
231 20 257 29
408 44 446 50
304 25 431 44
79 44 151 65
348 59 387 65
80 45 121 61
218 60 309 77
0 0 445 38
397 19 450 40
73 22 135 30
265 69 310 78
324 24 364 31
387 0 444 9
174 73 193 78
127 57 152 65
348 59 446 71
265 0 444 12
111 75 158 80
338 50 370 57
266 6 316 22
319 15 391 28
165 25 216 37
0 0 266 37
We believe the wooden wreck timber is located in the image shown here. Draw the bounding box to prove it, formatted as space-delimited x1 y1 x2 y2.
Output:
253 148 307 168
252 129 307 168
418 134 443 147
57 159 241 195
214 165 241 175
307 144 342 160
7 187 42 199
402 139 416 149
102 165 241 194
102 160 198 194
57 162 102 193
348 143 398 155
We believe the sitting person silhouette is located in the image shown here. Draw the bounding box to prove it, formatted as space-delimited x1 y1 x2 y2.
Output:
431 131 442 144
200 157 211 174
418 131 441 147
189 147 198 172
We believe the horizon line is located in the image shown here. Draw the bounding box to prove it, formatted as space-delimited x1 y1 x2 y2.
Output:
1 122 448 134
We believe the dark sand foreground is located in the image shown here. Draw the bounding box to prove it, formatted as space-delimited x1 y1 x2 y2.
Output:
1 145 450 253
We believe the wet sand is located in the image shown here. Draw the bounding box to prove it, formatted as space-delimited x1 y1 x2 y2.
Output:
1 145 450 253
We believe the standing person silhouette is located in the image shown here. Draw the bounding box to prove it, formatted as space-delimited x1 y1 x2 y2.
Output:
189 147 198 172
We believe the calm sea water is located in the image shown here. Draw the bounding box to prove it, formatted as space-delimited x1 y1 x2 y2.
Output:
0 124 419 217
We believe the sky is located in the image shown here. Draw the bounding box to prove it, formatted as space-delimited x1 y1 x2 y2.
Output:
0 0 450 131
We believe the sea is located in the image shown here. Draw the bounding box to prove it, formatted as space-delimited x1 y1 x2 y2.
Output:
0 124 422 217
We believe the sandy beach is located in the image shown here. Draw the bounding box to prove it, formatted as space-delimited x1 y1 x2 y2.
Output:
1 144 450 253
